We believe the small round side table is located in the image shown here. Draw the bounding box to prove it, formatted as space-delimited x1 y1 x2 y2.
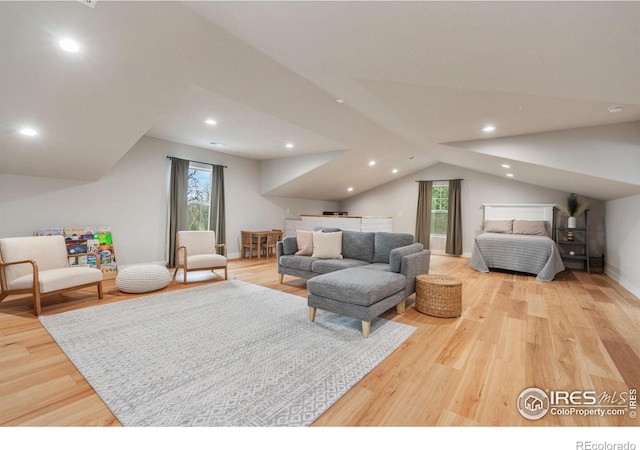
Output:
415 274 462 318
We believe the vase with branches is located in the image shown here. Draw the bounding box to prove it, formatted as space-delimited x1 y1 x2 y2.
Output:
556 193 589 228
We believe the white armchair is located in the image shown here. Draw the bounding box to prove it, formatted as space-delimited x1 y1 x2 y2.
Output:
173 231 227 284
0 235 104 316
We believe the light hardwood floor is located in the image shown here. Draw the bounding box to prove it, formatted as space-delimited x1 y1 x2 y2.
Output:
1 255 638 426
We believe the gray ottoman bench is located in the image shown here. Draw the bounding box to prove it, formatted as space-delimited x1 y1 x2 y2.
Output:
307 267 408 338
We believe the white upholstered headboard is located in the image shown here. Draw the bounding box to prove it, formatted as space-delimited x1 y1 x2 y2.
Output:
482 204 555 223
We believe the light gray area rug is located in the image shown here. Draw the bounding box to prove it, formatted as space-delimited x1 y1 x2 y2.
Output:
39 279 416 427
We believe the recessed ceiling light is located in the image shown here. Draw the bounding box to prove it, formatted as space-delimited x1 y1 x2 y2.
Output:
335 98 344 104
347 187 354 192
506 173 514 178
501 164 510 169
204 119 217 125
392 169 399 174
209 142 225 146
368 160 376 167
408 156 416 160
285 142 294 149
59 38 80 53
608 105 624 113
19 127 38 136
483 125 496 133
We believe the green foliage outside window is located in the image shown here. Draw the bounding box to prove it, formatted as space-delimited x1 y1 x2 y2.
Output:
187 168 212 231
431 185 449 235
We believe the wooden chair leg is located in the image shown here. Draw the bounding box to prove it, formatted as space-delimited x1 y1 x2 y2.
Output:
173 266 179 280
97 281 104 299
34 290 42 316
362 321 370 338
309 306 316 322
279 273 284 283
224 266 228 280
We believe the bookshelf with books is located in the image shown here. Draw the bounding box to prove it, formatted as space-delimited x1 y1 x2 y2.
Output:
35 226 118 279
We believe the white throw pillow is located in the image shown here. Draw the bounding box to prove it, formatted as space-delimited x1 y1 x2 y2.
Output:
312 231 343 259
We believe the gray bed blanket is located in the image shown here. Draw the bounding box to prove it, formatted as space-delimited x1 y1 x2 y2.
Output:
470 233 565 281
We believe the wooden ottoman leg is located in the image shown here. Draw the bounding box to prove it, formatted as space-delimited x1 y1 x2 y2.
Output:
362 320 370 338
309 306 317 322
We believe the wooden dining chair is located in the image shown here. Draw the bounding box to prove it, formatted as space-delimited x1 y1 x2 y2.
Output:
262 231 281 258
241 231 257 259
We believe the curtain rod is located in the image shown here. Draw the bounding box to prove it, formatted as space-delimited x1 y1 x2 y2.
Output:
415 178 463 182
166 156 227 168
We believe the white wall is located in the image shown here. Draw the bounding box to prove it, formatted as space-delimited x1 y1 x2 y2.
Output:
339 162 605 257
0 136 338 264
605 194 640 298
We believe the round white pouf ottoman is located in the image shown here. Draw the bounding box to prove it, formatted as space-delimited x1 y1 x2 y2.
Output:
116 264 172 294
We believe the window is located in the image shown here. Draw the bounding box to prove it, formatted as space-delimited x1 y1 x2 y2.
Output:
187 163 213 231
431 183 449 235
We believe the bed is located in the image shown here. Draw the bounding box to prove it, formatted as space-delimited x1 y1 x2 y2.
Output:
470 204 565 281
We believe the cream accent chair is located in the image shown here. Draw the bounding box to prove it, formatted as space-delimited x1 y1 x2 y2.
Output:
0 235 104 316
174 231 227 284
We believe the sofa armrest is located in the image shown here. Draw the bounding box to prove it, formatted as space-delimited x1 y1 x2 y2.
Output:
389 243 424 272
0 259 39 293
215 244 227 257
400 250 431 296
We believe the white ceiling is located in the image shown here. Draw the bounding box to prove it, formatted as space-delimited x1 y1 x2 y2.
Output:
2 1 639 202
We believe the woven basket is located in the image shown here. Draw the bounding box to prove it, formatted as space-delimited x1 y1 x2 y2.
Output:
415 274 462 318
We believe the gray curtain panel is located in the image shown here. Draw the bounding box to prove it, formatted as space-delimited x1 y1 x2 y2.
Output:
415 180 433 249
209 164 226 254
168 158 189 267
446 179 463 256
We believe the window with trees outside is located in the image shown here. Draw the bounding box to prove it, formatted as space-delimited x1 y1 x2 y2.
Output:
431 183 449 236
187 163 213 231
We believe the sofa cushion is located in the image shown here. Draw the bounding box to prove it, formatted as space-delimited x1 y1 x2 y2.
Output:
311 258 369 274
8 267 103 292
341 230 375 263
312 231 343 259
307 267 406 307
279 255 315 271
360 263 391 272
295 230 314 256
389 243 424 273
372 232 415 264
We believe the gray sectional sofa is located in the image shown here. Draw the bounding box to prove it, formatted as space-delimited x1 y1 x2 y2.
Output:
277 230 430 297
277 230 431 336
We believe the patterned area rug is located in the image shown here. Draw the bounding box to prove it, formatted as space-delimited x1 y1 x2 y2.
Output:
39 279 416 426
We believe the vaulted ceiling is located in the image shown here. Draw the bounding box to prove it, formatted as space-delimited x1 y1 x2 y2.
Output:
2 1 639 202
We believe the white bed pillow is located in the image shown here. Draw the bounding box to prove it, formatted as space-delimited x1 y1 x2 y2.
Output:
312 231 343 259
483 219 513 234
513 220 549 237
